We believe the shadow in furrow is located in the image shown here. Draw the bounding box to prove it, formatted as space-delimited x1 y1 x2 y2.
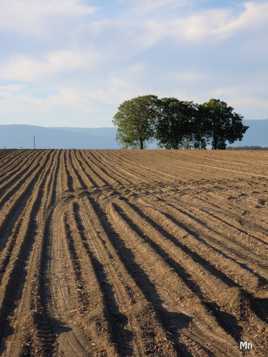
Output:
250 297 268 322
86 198 192 356
0 152 52 252
73 151 99 187
198 196 268 246
73 202 133 356
70 152 88 190
64 214 89 307
33 153 65 356
162 204 268 286
201 208 268 252
64 151 74 192
0 159 51 353
113 202 243 344
74 150 109 187
128 201 237 288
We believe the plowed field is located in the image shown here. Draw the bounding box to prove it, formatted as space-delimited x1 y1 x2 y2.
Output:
0 149 267 357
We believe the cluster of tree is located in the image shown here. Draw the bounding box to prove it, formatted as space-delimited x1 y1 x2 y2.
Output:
227 146 268 150
113 95 249 149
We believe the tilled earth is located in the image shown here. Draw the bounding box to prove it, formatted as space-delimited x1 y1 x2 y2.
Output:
0 149 267 356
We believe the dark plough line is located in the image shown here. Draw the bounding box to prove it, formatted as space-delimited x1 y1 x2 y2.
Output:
0 151 53 252
89 197 192 356
111 201 243 345
0 152 55 354
72 201 133 357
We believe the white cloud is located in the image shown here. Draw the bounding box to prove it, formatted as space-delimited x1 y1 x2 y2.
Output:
0 61 150 126
0 50 98 82
0 0 95 34
0 84 24 96
175 71 207 82
0 1 267 126
127 0 185 13
140 1 268 44
218 2 268 37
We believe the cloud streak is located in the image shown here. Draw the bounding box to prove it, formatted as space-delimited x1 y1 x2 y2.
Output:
0 0 96 34
0 0 267 126
0 50 99 82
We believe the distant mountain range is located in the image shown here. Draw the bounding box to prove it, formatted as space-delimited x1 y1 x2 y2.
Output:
0 125 119 149
0 120 267 149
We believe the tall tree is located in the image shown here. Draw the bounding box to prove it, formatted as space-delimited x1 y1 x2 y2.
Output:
192 104 211 149
155 98 195 149
113 95 158 149
202 99 248 149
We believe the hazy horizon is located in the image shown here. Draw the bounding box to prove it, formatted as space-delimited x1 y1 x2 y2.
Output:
1 119 268 149
0 0 267 127
0 115 267 130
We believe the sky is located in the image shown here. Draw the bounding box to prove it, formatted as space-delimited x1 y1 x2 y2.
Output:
0 0 267 127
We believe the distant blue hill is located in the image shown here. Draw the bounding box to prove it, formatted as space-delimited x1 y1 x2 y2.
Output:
0 120 267 149
0 125 119 149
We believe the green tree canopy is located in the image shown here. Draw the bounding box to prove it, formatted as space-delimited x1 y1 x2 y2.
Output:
191 103 211 149
113 96 249 150
155 98 197 149
201 99 248 149
113 95 159 149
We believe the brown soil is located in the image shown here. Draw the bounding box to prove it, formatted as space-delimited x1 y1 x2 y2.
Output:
0 149 267 357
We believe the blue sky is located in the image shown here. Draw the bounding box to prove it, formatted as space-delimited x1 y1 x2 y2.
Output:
0 0 267 127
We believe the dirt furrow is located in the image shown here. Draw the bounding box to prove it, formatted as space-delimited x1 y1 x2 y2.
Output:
158 150 268 176
71 202 133 356
149 198 267 293
0 151 57 356
195 193 268 246
111 151 175 183
64 206 118 355
130 199 268 353
67 151 176 356
121 199 241 307
86 151 125 186
0 151 43 210
72 150 96 188
7 150 60 357
0 149 267 356
156 150 268 179
90 151 135 186
77 150 110 187
79 195 179 356
0 150 13 164
0 150 38 189
44 150 115 356
0 151 52 254
179 201 268 276
96 151 153 183
27 150 63 356
49 207 91 356
108 199 244 355
0 150 26 172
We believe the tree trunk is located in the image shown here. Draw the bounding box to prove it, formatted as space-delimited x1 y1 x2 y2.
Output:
139 138 144 150
212 132 218 149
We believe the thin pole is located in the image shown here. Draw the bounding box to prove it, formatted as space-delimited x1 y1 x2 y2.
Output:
33 136 36 149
